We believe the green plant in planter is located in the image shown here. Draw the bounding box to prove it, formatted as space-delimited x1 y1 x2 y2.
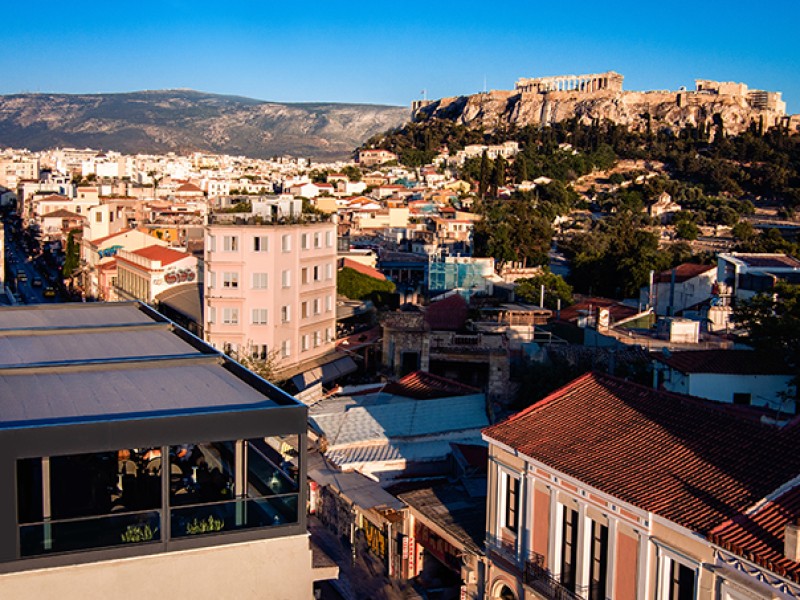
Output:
121 523 158 543
185 515 225 535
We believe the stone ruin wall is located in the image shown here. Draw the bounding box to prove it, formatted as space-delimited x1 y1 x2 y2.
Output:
414 72 790 137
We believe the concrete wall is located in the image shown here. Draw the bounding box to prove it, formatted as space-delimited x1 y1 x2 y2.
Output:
0 534 315 600
664 372 795 414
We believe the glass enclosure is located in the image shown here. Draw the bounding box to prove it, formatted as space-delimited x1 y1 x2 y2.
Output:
17 436 300 557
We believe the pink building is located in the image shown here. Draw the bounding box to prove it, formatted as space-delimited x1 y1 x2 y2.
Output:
204 216 337 373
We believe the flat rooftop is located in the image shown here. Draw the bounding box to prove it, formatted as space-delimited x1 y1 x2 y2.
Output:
0 302 300 429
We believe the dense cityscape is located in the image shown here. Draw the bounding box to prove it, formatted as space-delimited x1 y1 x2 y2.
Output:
1 24 800 600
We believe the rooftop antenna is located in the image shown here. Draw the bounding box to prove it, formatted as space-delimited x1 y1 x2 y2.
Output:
421 88 427 100
483 75 487 94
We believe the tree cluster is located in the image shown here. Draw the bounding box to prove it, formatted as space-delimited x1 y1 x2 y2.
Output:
561 211 698 297
473 198 553 268
337 267 396 301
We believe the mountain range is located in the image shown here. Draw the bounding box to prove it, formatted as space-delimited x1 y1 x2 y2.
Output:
0 89 409 160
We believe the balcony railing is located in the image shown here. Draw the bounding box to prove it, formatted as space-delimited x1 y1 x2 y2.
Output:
485 533 519 565
19 492 299 557
523 553 583 600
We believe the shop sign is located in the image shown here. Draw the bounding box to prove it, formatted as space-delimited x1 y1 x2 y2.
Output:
414 521 461 573
98 244 123 258
163 268 196 285
362 517 386 560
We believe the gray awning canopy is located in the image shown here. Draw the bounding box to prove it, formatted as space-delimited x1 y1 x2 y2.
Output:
291 355 357 391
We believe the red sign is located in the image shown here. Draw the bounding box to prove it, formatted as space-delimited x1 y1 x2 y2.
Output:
408 535 415 577
164 268 196 285
414 521 461 573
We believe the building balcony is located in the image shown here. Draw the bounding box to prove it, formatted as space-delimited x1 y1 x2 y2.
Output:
207 212 332 227
523 553 583 600
486 533 521 569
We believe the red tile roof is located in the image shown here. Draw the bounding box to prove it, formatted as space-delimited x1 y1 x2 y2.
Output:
557 297 638 324
176 183 203 193
484 372 800 536
340 258 386 281
733 254 800 270
42 209 85 220
89 228 133 246
653 263 715 284
336 325 381 351
384 370 481 400
651 349 793 375
130 245 190 266
425 294 468 331
709 483 800 583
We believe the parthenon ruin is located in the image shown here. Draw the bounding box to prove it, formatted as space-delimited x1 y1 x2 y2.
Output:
515 70 624 94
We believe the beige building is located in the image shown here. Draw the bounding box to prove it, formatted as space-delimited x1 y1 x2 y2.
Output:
482 372 800 600
204 214 337 374
81 228 168 299
116 245 200 303
358 149 399 167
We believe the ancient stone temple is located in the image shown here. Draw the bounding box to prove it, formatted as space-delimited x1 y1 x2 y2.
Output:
515 70 624 94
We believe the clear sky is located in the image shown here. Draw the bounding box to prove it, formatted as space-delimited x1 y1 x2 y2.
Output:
4 1 799 113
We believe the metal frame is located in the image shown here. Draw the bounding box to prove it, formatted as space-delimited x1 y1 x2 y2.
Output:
0 301 309 573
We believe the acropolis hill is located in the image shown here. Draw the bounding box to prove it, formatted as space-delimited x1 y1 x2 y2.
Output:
412 71 798 135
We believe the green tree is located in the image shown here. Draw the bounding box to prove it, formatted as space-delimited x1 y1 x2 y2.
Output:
478 150 491 198
563 211 667 298
731 221 755 242
236 345 283 383
474 199 553 268
734 282 800 402
337 267 396 300
674 220 699 241
514 268 573 309
62 229 80 278
491 155 507 196
342 165 362 182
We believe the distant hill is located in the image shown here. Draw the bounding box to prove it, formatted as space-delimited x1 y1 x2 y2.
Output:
0 89 409 160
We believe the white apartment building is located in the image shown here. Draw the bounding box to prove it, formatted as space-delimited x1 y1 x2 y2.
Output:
116 245 200 303
204 215 337 372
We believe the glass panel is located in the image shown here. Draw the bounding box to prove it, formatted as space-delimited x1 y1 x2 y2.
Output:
17 448 162 524
20 510 160 556
247 437 299 495
170 495 298 538
169 442 235 507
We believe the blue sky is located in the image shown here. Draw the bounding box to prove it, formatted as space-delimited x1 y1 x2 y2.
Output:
4 1 799 112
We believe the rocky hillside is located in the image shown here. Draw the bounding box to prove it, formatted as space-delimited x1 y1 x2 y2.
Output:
0 90 409 160
416 88 783 136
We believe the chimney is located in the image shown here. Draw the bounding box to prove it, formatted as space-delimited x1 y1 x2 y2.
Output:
786 520 800 562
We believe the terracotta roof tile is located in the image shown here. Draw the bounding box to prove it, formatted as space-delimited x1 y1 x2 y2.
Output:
384 370 481 400
483 372 800 536
651 349 793 375
89 228 133 246
709 483 800 583
653 263 716 284
340 258 386 281
424 294 468 331
557 297 638 324
42 209 85 219
176 183 202 193
129 245 190 266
